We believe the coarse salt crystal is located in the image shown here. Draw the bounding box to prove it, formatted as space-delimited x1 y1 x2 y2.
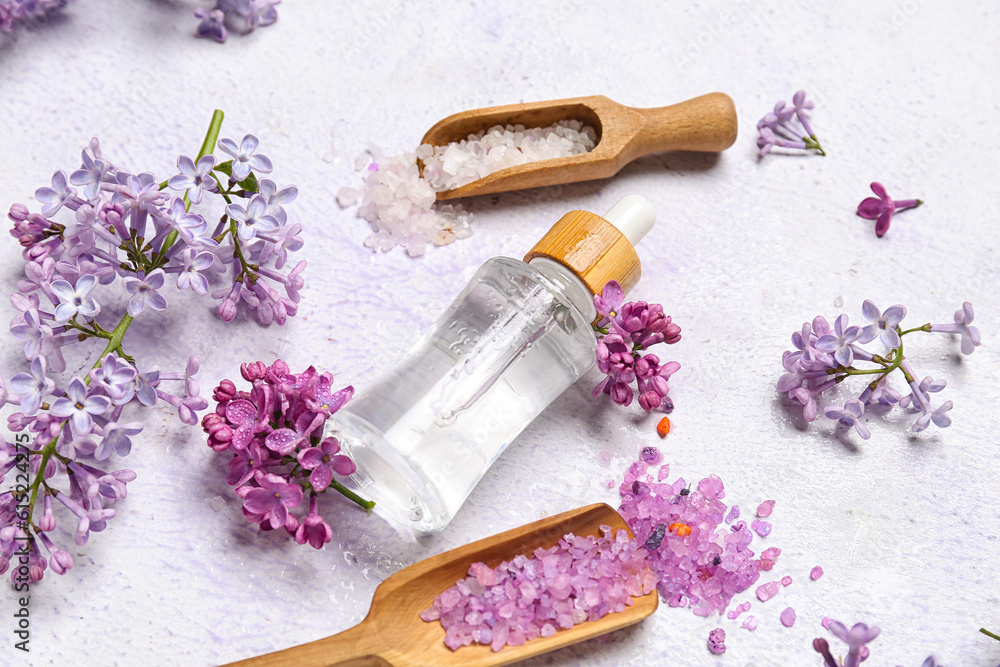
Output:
780 607 797 627
742 615 758 631
811 566 824 580
781 575 792 586
751 519 772 537
755 581 780 602
761 547 781 560
724 504 740 524
756 500 776 517
707 628 726 654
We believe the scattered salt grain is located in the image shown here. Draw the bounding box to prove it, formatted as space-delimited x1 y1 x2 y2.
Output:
756 500 776 517
755 581 781 602
811 566 824 580
421 120 597 192
209 495 226 512
780 607 797 627
758 558 775 571
724 504 740 524
751 519 772 537
742 615 758 631
761 547 781 560
726 601 752 620
707 628 726 654
781 575 792 586
421 525 656 652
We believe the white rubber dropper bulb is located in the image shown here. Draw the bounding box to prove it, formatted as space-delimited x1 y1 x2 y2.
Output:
601 194 656 246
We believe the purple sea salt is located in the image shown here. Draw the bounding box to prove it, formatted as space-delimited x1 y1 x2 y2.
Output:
811 566 824 580
781 575 792 586
751 519 772 537
421 525 656 652
756 500 776 517
707 628 726 654
724 504 740 524
617 448 765 617
640 446 664 466
726 601 752 620
756 581 781 602
780 607 797 627
761 547 781 560
742 615 758 631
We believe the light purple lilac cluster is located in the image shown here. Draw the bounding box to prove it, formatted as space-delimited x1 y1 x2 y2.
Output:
757 90 826 158
194 0 279 43
779 300 981 439
1 353 203 581
0 0 68 32
617 447 765 616
202 359 372 549
10 118 303 327
420 526 656 652
592 281 681 411
814 620 944 666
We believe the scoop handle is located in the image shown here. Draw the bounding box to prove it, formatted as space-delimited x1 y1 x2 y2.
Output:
631 92 738 156
220 621 390 667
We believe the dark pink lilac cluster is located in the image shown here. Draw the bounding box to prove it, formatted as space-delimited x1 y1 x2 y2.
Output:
420 526 656 652
617 449 763 617
203 360 372 549
592 281 682 412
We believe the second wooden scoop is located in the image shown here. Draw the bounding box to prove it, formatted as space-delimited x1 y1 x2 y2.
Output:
223 503 658 667
422 92 737 200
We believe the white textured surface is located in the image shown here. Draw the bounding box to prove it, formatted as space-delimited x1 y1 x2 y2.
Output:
1 1 999 666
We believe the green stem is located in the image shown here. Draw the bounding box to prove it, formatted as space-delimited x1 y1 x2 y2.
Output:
899 324 932 336
153 109 226 266
981 628 1000 641
329 480 376 513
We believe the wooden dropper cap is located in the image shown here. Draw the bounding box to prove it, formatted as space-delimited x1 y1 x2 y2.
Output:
523 195 652 297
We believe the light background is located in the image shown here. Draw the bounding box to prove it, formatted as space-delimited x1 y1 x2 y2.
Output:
0 1 998 665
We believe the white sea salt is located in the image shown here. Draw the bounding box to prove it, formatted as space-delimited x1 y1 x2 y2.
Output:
339 120 597 257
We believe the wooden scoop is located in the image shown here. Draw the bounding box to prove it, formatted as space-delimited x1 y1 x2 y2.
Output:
223 503 658 667
421 92 737 200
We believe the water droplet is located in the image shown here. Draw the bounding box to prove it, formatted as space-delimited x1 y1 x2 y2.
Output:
834 295 844 308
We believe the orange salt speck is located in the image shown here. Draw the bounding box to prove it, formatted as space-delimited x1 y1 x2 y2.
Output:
656 417 671 438
669 522 691 537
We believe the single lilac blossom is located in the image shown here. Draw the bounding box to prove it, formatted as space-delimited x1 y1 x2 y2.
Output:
168 155 218 205
122 270 168 316
298 437 356 492
226 194 279 242
859 300 906 348
218 135 273 181
929 302 981 355
194 7 227 42
828 620 880 667
815 314 862 366
258 178 297 224
69 144 111 201
162 197 209 241
49 377 111 433
242 473 303 528
34 171 77 217
50 274 101 322
95 421 144 460
823 399 871 439
175 248 215 294
857 182 922 238
7 357 54 416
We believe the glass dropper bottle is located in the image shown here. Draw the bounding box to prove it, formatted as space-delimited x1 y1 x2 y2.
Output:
327 194 655 533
